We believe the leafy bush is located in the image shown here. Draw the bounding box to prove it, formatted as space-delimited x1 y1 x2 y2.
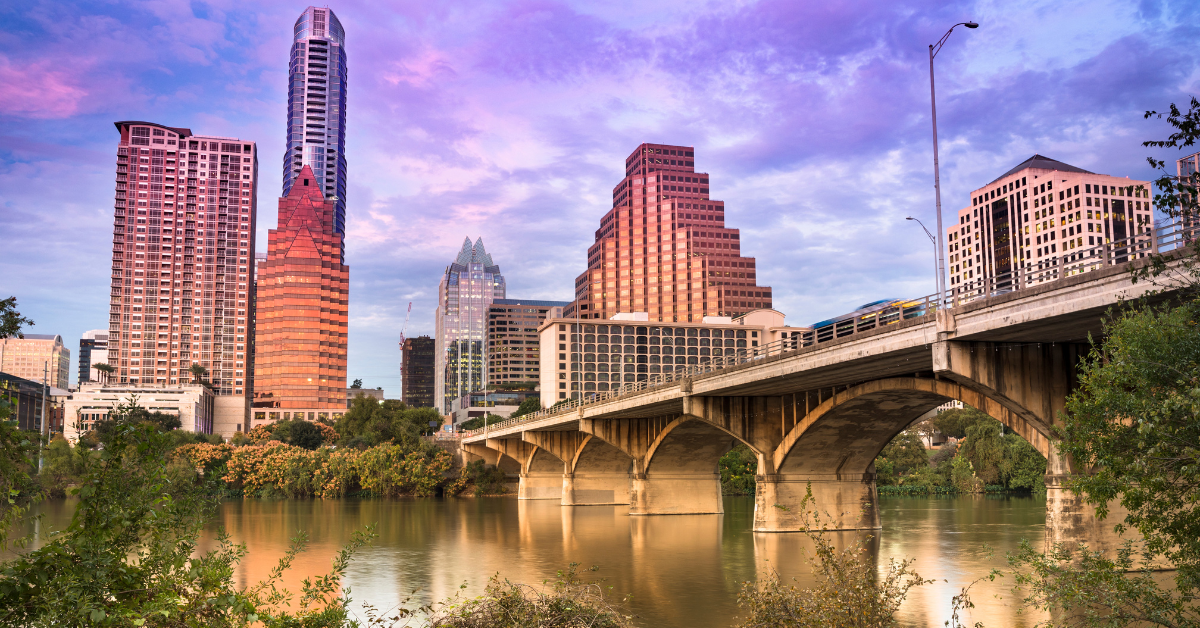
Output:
450 459 510 496
737 486 930 627
430 563 633 628
720 444 758 495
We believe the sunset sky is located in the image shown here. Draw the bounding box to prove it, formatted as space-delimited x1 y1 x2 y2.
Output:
1 0 1196 390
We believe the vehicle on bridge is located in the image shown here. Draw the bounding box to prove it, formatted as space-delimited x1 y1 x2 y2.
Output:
812 298 927 343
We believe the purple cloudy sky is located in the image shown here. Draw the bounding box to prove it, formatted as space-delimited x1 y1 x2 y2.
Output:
1 0 1196 390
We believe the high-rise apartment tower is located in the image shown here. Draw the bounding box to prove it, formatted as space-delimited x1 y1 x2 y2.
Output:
401 335 435 408
948 155 1152 290
106 122 257 398
567 143 772 321
253 166 349 411
284 7 348 237
435 238 505 413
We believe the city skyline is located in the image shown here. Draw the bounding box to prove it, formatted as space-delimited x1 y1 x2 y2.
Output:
1 0 1196 389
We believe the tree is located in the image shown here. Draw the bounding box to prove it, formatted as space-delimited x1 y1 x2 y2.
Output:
350 378 362 389
876 430 928 476
189 363 208 384
92 363 115 385
931 407 990 439
510 396 542 419
0 297 34 339
960 420 1005 486
288 420 323 450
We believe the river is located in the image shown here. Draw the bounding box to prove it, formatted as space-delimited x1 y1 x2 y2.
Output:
12 494 1048 627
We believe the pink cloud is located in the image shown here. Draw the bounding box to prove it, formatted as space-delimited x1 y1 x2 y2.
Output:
0 56 87 119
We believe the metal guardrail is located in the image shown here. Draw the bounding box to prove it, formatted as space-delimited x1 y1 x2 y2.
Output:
462 220 1197 440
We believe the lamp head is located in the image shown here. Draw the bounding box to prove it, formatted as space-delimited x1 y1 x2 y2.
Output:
965 21 979 28
906 216 915 220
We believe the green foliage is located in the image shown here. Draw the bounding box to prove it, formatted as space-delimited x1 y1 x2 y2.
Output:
0 404 40 551
429 563 633 628
999 435 1047 492
288 419 323 450
338 396 441 448
39 435 88 498
736 486 930 628
351 378 362 389
1009 539 1200 628
91 396 183 442
950 453 982 493
510 396 543 419
932 407 991 438
961 420 1004 486
0 297 34 339
720 444 757 495
454 459 509 496
878 430 928 476
459 414 506 431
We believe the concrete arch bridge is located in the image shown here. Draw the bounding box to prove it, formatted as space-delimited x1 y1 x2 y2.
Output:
464 231 1186 552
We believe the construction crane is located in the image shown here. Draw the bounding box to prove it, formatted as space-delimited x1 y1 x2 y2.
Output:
397 301 412 375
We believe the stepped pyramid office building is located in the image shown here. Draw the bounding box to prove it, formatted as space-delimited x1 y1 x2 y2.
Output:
252 166 349 423
567 143 773 322
435 238 506 413
948 155 1152 290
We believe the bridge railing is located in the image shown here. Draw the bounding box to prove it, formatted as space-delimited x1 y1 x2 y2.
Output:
460 219 1198 440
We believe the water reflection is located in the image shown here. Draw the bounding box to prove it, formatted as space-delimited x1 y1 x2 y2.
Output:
8 494 1049 627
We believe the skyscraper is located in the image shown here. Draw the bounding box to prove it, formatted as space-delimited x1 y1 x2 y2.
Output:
568 143 772 322
106 122 257 403
284 7 348 237
78 329 109 384
486 298 569 388
401 335 435 408
253 166 349 413
435 238 505 413
947 155 1152 290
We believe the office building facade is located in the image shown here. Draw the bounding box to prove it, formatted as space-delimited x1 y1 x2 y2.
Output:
401 335 435 408
948 155 1152 290
567 143 772 322
540 309 808 402
0 334 70 389
253 165 349 412
106 121 257 404
486 298 569 389
435 237 506 413
79 329 110 384
284 6 348 237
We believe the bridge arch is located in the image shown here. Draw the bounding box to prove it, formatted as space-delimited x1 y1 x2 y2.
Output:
773 377 1051 479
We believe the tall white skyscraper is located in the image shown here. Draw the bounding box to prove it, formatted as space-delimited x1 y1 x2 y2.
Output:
283 6 348 236
435 238 506 413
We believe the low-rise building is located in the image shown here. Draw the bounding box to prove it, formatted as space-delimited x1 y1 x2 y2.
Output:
346 387 385 407
539 309 810 403
63 382 214 442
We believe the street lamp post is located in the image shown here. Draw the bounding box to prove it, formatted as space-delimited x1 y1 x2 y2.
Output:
929 21 978 307
906 217 939 298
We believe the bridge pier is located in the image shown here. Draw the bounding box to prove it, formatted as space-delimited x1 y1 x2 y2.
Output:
754 473 880 532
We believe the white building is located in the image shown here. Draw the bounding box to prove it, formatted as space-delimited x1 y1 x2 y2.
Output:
63 382 214 442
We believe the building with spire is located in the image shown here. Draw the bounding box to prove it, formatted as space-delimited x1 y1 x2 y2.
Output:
252 166 349 422
284 6 348 237
567 143 772 322
434 238 506 413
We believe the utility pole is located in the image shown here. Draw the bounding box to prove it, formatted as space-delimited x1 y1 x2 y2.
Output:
39 361 48 472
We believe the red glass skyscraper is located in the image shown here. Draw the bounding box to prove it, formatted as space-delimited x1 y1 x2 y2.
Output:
568 143 772 321
252 166 349 411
